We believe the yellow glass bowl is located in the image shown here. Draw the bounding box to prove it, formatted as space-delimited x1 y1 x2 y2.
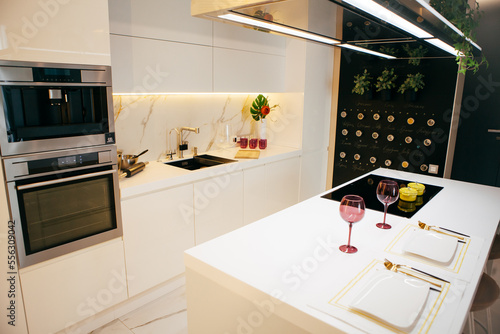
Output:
399 187 418 202
408 182 425 196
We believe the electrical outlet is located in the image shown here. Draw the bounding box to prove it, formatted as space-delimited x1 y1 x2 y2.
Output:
429 164 439 174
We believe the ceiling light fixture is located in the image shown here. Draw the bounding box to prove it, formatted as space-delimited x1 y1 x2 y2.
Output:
343 0 434 39
218 13 341 45
339 44 396 59
425 38 464 57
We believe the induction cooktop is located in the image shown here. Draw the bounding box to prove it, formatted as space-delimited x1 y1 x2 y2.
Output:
321 174 443 218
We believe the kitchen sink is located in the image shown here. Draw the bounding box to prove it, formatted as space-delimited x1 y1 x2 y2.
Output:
164 154 236 170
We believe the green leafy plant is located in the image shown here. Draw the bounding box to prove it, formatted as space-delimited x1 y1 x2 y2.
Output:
250 94 278 121
352 69 373 95
375 68 398 92
378 46 398 56
430 0 487 74
398 73 425 94
402 44 428 66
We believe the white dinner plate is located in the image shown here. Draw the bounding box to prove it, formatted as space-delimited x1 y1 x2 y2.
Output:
349 270 430 329
403 229 458 263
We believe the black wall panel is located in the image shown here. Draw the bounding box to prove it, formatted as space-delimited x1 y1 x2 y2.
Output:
333 51 458 187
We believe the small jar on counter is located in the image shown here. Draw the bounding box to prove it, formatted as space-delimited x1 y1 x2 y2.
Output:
408 182 425 206
398 187 418 213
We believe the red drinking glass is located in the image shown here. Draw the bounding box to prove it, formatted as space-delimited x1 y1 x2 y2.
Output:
249 138 258 149
339 195 365 254
240 137 248 149
259 139 267 149
376 180 399 229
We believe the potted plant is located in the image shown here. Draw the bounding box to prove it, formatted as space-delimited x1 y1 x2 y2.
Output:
398 73 425 101
430 0 487 74
402 44 428 66
352 69 373 99
375 68 398 101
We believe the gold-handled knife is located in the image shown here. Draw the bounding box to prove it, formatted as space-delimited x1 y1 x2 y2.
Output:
383 259 442 288
418 221 465 241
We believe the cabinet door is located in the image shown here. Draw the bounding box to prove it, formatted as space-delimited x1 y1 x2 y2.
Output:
121 184 195 297
19 240 127 334
265 157 301 214
243 164 269 225
110 34 212 93
194 171 244 244
0 0 110 65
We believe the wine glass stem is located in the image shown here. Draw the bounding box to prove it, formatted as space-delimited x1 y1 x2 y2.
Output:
347 222 353 247
383 203 388 226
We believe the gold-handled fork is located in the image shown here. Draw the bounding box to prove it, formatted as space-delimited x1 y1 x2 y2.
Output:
383 259 442 288
417 221 465 241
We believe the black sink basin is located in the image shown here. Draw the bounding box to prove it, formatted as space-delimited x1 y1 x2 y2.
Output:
164 154 236 170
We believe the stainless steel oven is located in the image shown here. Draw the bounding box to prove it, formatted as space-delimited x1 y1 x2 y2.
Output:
0 60 115 157
3 145 122 268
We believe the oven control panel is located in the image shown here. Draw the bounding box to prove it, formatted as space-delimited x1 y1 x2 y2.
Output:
3 146 116 181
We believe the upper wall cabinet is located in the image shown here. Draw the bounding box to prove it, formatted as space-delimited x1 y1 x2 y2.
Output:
108 0 286 93
0 0 111 65
110 34 212 93
108 0 212 46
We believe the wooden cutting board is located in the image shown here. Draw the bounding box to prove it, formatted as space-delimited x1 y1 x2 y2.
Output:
235 150 260 159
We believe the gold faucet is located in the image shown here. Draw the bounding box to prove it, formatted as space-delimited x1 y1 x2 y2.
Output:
175 127 200 158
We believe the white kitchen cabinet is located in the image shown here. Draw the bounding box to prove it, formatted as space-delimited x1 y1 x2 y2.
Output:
194 171 244 244
265 156 301 214
121 184 195 297
243 164 269 224
110 34 212 93
243 157 301 225
0 0 110 65
19 239 127 334
108 0 212 46
213 47 286 92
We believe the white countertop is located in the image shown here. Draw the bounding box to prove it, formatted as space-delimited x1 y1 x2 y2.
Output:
119 145 302 200
185 168 500 333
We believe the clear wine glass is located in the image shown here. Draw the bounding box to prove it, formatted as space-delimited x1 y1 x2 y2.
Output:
339 195 365 254
376 180 399 229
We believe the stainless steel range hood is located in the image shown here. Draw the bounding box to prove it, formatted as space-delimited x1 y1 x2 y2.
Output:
192 0 482 59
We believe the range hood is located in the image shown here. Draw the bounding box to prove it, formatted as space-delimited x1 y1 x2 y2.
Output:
192 0 482 59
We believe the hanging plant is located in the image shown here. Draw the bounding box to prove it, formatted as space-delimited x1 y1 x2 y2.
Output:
375 68 398 92
398 73 425 94
402 44 428 66
352 69 373 95
430 0 487 74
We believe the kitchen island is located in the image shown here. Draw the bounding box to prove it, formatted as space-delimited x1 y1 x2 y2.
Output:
184 168 500 333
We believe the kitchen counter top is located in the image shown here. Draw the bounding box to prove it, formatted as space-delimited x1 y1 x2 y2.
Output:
119 145 302 200
184 168 500 333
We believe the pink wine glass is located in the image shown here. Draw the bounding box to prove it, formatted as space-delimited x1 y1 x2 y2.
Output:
339 195 365 254
376 180 399 229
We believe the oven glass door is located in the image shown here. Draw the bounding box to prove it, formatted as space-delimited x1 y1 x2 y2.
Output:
15 168 117 255
1 85 109 143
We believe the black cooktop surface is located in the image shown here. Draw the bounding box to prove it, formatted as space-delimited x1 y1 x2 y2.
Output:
321 174 443 218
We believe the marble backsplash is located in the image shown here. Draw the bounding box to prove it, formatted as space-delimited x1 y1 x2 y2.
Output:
113 93 303 162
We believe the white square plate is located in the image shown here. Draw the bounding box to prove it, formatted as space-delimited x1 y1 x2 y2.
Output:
349 270 430 329
403 229 458 263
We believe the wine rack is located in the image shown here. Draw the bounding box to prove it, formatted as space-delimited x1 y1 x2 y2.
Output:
332 53 458 187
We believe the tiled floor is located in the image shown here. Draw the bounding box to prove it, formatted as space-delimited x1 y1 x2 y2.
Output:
91 260 500 334
90 285 187 334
